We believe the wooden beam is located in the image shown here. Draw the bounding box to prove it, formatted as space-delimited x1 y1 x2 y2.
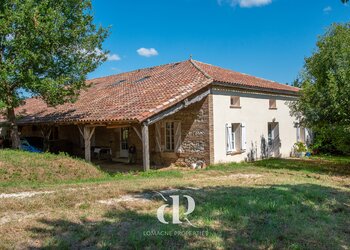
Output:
83 126 95 162
132 126 142 141
145 89 211 126
142 123 150 171
78 125 84 137
86 124 105 128
106 125 126 129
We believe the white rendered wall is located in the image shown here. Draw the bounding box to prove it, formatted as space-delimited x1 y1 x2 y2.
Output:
212 87 298 163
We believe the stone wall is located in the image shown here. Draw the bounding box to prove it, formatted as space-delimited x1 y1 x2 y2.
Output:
151 96 211 167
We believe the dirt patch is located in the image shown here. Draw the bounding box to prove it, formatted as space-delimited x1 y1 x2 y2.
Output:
97 188 200 206
193 173 263 181
0 186 92 199
97 193 154 205
0 211 48 225
0 191 55 199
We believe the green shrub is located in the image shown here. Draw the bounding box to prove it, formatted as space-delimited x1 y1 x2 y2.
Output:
294 142 308 153
311 125 350 155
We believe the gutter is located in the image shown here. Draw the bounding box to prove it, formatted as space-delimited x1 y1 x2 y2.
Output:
213 82 300 97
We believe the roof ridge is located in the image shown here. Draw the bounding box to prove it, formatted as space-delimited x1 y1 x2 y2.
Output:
189 59 213 80
192 59 299 90
88 60 187 82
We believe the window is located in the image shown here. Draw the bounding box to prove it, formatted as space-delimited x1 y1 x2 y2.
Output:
164 121 181 152
268 123 273 146
121 128 129 150
165 122 175 151
297 127 312 145
269 99 277 109
226 123 246 153
230 96 241 108
296 125 305 143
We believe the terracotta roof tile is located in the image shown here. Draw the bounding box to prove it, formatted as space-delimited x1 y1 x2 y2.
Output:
5 59 298 125
193 60 299 92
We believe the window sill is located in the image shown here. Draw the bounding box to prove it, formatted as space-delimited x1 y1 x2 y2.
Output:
226 150 245 156
230 106 241 109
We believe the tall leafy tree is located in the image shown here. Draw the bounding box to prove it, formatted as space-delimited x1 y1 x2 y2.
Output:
0 0 109 148
291 23 350 154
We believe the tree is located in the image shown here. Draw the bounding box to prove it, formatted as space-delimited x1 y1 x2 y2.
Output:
291 23 350 154
0 0 109 148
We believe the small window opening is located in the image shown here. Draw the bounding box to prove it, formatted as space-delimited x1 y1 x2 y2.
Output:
230 96 241 108
269 99 277 109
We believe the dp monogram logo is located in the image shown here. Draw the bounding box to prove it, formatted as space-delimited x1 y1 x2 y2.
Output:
156 193 196 226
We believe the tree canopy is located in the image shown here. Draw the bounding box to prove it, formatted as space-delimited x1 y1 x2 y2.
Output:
291 23 350 154
0 0 109 148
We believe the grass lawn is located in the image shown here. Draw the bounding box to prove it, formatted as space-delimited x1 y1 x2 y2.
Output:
0 149 106 188
0 151 349 249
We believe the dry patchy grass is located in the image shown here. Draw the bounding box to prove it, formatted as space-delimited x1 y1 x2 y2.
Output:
0 155 349 249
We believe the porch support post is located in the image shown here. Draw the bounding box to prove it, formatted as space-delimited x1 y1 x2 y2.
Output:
83 126 95 162
40 126 52 152
142 123 150 171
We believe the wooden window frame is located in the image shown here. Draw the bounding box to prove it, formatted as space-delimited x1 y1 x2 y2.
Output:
164 121 175 152
230 96 241 109
269 99 277 110
226 123 246 155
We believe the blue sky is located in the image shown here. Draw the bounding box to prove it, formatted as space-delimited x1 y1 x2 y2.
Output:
89 0 349 84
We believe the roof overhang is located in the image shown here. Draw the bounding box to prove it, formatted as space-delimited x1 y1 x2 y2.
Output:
143 88 211 126
212 81 300 97
15 118 139 127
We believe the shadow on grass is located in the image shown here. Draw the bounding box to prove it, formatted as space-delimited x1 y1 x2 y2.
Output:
28 184 350 249
254 158 350 176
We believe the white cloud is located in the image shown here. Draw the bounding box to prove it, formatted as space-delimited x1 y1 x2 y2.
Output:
107 54 121 61
218 0 272 8
323 6 332 13
93 49 121 61
137 48 159 57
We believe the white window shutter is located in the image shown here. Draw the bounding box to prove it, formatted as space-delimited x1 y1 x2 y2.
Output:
174 121 182 152
241 123 247 151
226 123 233 153
296 127 300 142
274 123 279 141
155 122 162 152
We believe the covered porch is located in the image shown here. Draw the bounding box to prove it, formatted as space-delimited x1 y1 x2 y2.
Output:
20 122 152 171
79 123 151 171
17 89 211 171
